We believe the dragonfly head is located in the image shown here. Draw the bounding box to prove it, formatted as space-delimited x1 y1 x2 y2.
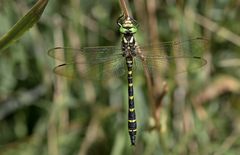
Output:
117 16 138 34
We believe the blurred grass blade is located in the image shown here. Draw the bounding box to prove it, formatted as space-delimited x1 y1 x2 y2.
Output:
0 0 49 52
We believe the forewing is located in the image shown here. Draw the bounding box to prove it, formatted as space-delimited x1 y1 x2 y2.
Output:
48 46 123 63
135 37 207 75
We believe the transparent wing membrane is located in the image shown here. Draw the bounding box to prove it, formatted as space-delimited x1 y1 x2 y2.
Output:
137 37 207 56
52 57 127 80
48 46 123 62
134 55 206 77
135 37 207 75
48 37 207 79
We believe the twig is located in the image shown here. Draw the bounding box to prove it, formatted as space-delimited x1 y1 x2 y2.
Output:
154 82 168 128
119 0 130 17
118 0 157 129
156 82 168 108
142 61 156 124
118 1 168 149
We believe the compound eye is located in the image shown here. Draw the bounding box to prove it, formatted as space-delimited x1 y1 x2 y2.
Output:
120 27 128 34
129 27 137 33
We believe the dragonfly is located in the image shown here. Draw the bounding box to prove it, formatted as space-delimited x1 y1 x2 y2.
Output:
48 15 207 145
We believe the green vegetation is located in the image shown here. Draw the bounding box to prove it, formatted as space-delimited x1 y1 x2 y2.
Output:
0 0 240 155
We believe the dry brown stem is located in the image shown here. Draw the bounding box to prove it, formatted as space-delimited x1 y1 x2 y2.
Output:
119 0 130 17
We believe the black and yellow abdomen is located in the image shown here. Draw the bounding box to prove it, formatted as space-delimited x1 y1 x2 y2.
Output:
126 57 137 145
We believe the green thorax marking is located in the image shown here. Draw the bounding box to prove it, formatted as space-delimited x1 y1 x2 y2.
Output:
118 16 138 58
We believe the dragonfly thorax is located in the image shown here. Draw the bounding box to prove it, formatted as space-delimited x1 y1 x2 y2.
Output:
122 34 137 58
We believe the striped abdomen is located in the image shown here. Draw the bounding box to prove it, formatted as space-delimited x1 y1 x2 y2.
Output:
126 57 137 145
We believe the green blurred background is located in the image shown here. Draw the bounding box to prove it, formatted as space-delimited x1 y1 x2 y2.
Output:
0 0 240 155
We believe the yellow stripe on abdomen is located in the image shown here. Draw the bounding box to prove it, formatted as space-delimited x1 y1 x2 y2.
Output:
128 119 136 123
129 96 134 100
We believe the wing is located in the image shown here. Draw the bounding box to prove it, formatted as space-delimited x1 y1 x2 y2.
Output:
48 37 207 79
48 46 123 63
48 46 126 80
134 37 207 75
